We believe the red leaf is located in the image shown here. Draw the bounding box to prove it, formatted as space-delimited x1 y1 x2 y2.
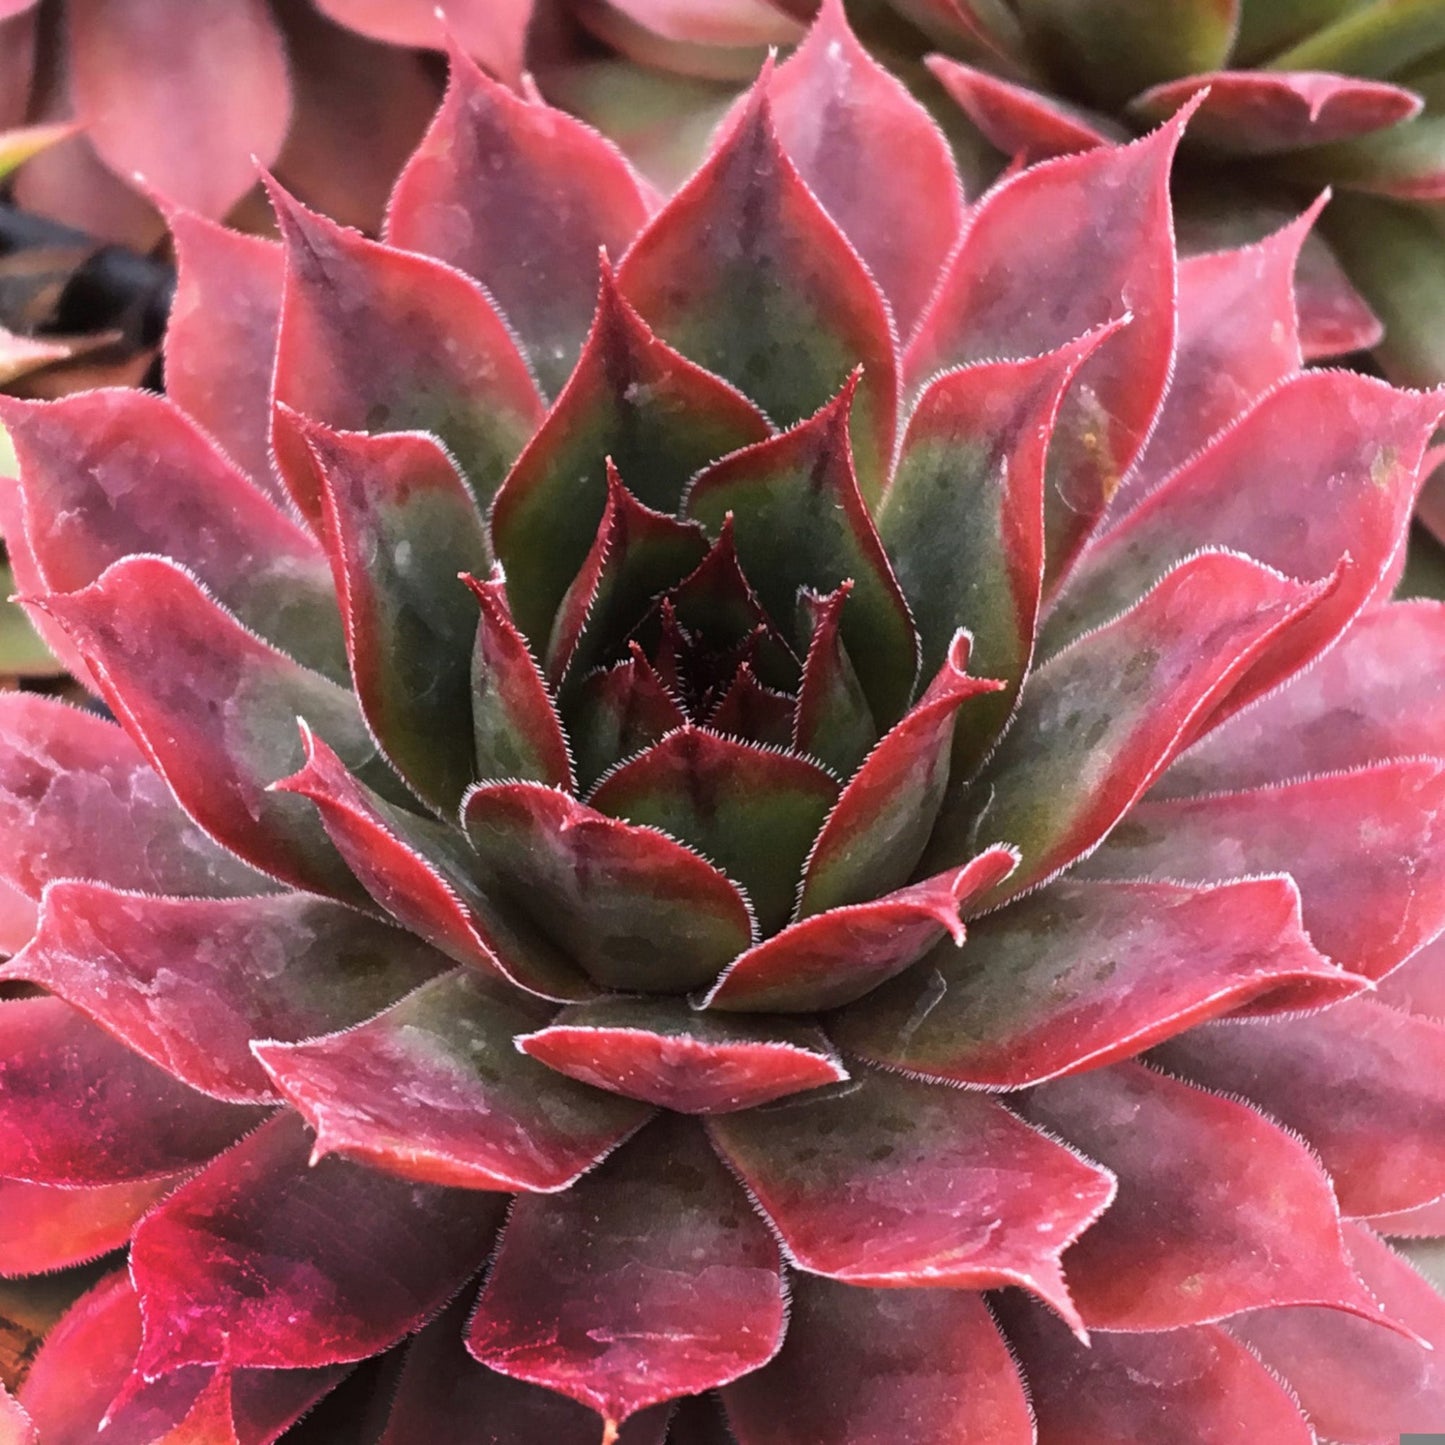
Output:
708 663 795 747
3 884 440 1104
518 997 846 1113
708 1069 1114 1329
1377 932 1445 1023
314 0 533 83
0 1385 31 1445
469 1116 785 1427
792 584 877 777
131 1111 503 1375
0 1174 180 1277
723 1276 1033 1445
462 781 754 993
837 876 1361 1088
567 646 687 793
387 47 654 395
254 968 649 1192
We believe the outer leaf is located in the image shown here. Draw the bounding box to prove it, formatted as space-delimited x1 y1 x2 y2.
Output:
131 1111 504 1376
461 781 755 993
518 997 846 1113
792 584 877 777
616 82 899 501
0 1384 31 1445
3 884 440 1104
589 726 838 935
708 1069 1114 1328
722 1276 1033 1445
469 1116 786 1428
254 968 648 1192
0 1175 179 1277
1378 932 1445 1024
386 47 653 396
837 876 1361 1088
314 0 533 82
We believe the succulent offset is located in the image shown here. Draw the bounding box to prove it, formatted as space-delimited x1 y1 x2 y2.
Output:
2 5 1445 1441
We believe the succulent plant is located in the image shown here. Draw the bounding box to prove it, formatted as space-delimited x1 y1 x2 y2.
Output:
2 8 1445 1442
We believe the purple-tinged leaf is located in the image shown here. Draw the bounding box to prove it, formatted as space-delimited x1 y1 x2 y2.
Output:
491 263 769 652
1377 932 1445 1023
925 552 1326 896
0 1384 31 1445
469 1116 785 1428
275 727 595 1002
462 781 755 993
301 420 490 810
836 876 1360 1089
708 663 795 748
3 884 441 1104
131 1111 503 1376
704 853 1016 1012
254 968 649 1192
1083 758 1445 980
1155 998 1445 1220
723 1276 1033 1445
32 557 393 904
0 997 260 1185
1023 1061 1384 1329
315 0 533 84
589 726 838 935
464 574 574 790
387 46 653 396
0 1174 180 1277
617 81 899 501
268 184 543 528
792 584 877 778
708 1069 1114 1327
767 0 963 337
567 646 687 793
798 634 1003 916
518 997 847 1113
687 381 918 723
998 1296 1314 1445
0 693 261 903
0 390 344 679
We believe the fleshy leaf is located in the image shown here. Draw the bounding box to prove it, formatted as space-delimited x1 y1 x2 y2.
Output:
131 1111 504 1376
792 585 877 777
314 0 533 83
703 853 1016 1012
686 381 918 724
4 884 441 1104
462 781 755 993
589 726 838 935
0 1384 30 1445
1022 1061 1383 1329
0 1175 180 1277
491 264 769 652
386 47 654 396
708 663 795 747
836 876 1360 1089
469 1116 785 1427
708 1069 1114 1327
1378 933 1445 1025
722 1276 1033 1445
616 81 899 501
567 646 687 793
254 968 648 1192
518 997 846 1113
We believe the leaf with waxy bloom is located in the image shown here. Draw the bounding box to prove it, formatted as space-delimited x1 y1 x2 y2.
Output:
926 552 1327 896
798 634 1004 916
1155 998 1445 1220
998 1296 1314 1445
1022 1062 1384 1330
703 853 1016 1012
722 1276 1033 1445
0 391 345 679
766 0 962 337
462 781 755 993
131 1111 504 1376
566 646 687 793
301 421 490 810
32 557 394 904
0 694 261 904
792 585 877 778
617 81 899 501
0 998 260 1185
907 109 1188 581
1084 758 1445 980
469 1116 785 1428
589 726 838 935
519 998 847 1113
268 184 543 528
687 381 918 724
491 264 769 652
254 968 649 1192
387 47 654 396
837 876 1359 1089
275 726 595 1003
0 1175 181 1277
3 884 441 1104
708 1069 1114 1328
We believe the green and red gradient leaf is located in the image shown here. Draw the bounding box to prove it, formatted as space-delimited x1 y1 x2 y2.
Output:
792 584 877 777
567 646 687 793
